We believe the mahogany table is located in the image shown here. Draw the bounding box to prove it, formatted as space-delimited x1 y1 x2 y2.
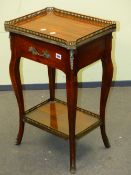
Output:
5 7 116 173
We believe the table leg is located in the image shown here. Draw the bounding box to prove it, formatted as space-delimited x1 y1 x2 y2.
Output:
9 53 25 145
48 66 56 101
100 35 113 148
66 72 78 173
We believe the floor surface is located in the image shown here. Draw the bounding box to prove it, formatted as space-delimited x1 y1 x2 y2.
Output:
0 87 131 175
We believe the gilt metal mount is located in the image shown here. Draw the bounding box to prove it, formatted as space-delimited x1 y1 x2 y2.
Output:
70 49 75 70
28 47 51 59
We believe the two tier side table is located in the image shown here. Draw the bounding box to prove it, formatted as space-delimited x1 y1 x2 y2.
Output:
5 7 116 173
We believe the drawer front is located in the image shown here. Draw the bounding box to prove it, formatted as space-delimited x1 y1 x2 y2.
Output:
12 34 70 73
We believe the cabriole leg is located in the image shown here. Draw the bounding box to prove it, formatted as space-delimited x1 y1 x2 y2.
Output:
9 53 25 145
100 34 113 148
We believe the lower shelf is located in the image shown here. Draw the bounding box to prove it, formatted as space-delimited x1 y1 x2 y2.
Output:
24 98 101 139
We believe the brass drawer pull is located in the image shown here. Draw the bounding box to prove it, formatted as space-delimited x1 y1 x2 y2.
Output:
28 47 51 59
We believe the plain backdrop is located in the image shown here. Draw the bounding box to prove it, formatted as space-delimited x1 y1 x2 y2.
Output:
0 0 131 85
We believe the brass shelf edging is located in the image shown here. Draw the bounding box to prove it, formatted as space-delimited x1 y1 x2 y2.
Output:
24 98 101 140
23 117 69 140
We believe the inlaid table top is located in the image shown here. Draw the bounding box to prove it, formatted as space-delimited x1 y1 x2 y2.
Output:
5 7 116 49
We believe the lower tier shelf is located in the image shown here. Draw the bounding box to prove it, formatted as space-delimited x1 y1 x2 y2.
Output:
24 98 101 139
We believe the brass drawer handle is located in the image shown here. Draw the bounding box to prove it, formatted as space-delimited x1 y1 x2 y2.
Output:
28 47 51 59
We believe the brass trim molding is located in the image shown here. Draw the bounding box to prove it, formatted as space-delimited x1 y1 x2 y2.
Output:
4 7 116 49
24 98 101 140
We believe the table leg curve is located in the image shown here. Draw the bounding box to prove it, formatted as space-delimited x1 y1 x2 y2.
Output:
9 53 25 145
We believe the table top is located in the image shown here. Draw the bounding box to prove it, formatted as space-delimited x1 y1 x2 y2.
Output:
5 7 116 49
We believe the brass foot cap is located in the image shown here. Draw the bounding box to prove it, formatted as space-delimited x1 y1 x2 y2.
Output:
70 168 76 174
